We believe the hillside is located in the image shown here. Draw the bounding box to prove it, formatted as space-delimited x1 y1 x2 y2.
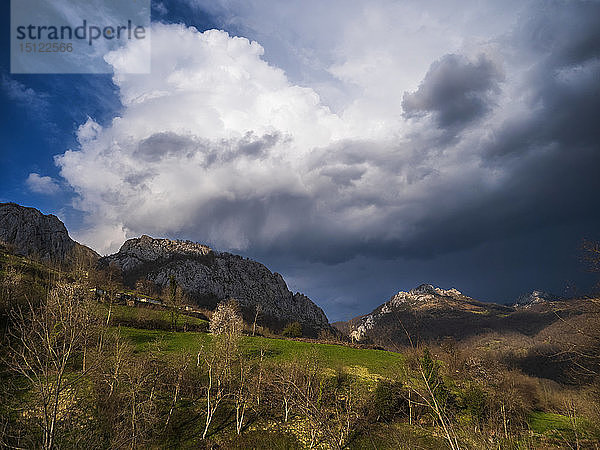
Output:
101 235 331 335
0 202 98 263
337 283 588 345
1 203 331 336
1 243 599 449
338 284 515 345
336 283 600 384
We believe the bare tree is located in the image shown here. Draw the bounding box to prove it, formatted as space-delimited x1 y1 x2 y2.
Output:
411 349 460 450
271 360 302 423
396 322 461 450
198 344 229 440
328 377 366 450
163 275 184 331
252 304 262 337
233 353 251 435
274 354 329 448
92 333 161 449
121 353 160 449
548 239 600 381
164 353 191 428
199 298 244 439
97 262 122 326
254 346 266 407
5 283 97 450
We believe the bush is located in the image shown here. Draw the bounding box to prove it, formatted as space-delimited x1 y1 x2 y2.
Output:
460 384 488 424
370 380 407 422
282 321 302 338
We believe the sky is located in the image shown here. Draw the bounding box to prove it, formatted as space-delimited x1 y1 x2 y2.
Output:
1 0 600 321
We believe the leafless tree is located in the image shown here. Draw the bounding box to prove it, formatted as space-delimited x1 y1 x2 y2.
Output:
254 346 266 407
199 298 244 439
548 239 600 381
121 353 160 449
274 354 329 448
252 304 262 337
92 333 161 449
396 321 461 450
94 262 122 326
5 283 97 450
233 353 251 435
198 343 229 440
328 378 366 449
271 360 301 423
163 275 186 331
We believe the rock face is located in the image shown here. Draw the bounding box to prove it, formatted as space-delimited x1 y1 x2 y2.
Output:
513 290 559 309
348 284 474 342
340 283 515 345
101 235 330 335
0 202 98 262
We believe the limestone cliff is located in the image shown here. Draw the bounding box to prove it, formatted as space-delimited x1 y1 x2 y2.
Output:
101 235 330 334
0 202 98 262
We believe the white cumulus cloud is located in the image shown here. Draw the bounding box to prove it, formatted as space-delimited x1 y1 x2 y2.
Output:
25 173 60 195
56 15 576 259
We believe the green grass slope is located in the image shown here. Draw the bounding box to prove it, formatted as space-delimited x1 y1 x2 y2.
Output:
119 326 404 379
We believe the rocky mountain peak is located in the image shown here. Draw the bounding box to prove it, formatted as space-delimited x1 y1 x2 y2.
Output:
408 284 463 297
347 284 505 343
0 202 98 262
103 235 330 335
120 235 212 261
513 290 558 308
387 284 465 309
409 283 438 295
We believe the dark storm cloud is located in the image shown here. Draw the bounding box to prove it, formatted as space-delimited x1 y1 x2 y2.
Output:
354 0 600 262
237 132 284 158
318 165 365 187
488 1 600 160
520 0 600 68
57 3 600 321
135 131 285 165
402 53 504 129
135 132 199 162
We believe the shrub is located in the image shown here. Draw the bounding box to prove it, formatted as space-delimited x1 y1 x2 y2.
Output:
282 321 302 338
370 380 407 422
461 384 488 424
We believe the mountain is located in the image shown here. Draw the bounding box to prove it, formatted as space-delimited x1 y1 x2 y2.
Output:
101 235 330 335
336 283 595 366
0 202 98 263
337 284 530 347
513 290 560 309
0 202 330 335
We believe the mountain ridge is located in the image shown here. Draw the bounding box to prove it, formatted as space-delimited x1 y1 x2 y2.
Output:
101 234 331 335
513 290 560 309
0 202 330 336
0 202 98 263
341 283 514 343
